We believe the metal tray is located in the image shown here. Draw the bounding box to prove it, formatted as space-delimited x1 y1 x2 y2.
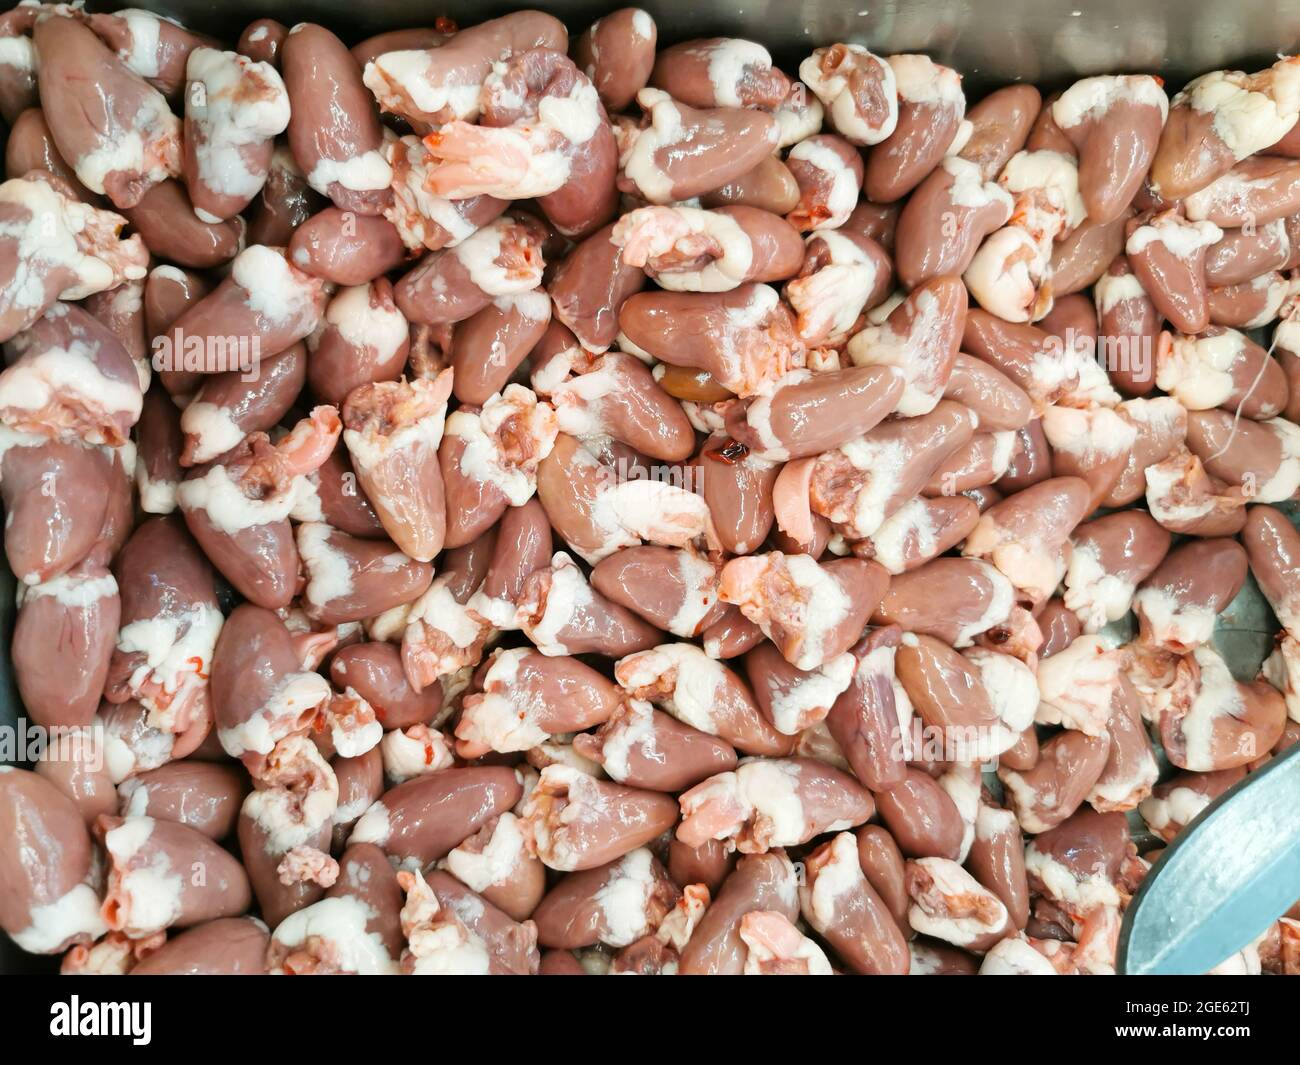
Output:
3 0 1299 975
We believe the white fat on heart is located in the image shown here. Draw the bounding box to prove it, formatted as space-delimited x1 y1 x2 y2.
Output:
19 567 118 609
680 398 728 435
1133 584 1216 652
103 817 184 935
445 386 556 506
0 33 33 74
616 643 727 735
1056 335 1122 408
940 767 982 861
847 286 947 416
1063 540 1137 632
307 145 393 195
186 49 290 201
1177 60 1300 161
1277 316 1300 357
1035 635 1124 736
1000 149 1087 233
664 550 719 636
296 522 355 606
1118 395 1187 450
1052 74 1168 129
866 497 936 576
324 688 383 760
136 457 178 514
364 49 482 122
407 576 486 653
596 699 660 781
948 565 1016 648
178 400 244 464
114 9 170 78
270 895 399 974
465 582 522 631
945 118 973 156
1128 213 1223 260
787 237 884 341
586 476 712 563
788 139 861 229
1042 404 1136 461
346 799 390 848
723 282 780 334
452 217 545 296
177 462 300 532
325 283 408 359
287 475 325 525
116 601 222 700
444 812 528 891
216 669 331 758
1262 637 1300 722
519 553 594 655
702 38 772 107
942 155 1014 212
73 78 180 197
798 45 898 145
979 934 1058 975
1138 785 1212 834
683 760 810 847
772 553 852 671
1254 417 1300 502
530 740 604 778
593 848 661 947
0 178 146 305
965 647 1038 740
231 245 321 329
989 431 1019 481
1143 455 1218 527
962 510 1066 605
99 710 175 784
343 385 448 471
383 134 481 250
331 789 375 828
458 649 552 753
964 226 1040 323
831 435 911 539
535 77 603 144
11 882 108 954
1176 645 1248 770
907 857 1008 948
622 88 689 203
799 831 862 930
380 725 454 782
888 54 964 109
1024 842 1122 910
974 803 1018 846
551 359 628 439
766 652 855 736
738 369 812 462
401 870 495 974
612 205 753 292
0 340 142 442
775 91 825 148
1094 268 1148 316
241 742 339 851
656 884 709 952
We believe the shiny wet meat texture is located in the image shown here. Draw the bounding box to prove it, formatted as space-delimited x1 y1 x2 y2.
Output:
2 4 1299 980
